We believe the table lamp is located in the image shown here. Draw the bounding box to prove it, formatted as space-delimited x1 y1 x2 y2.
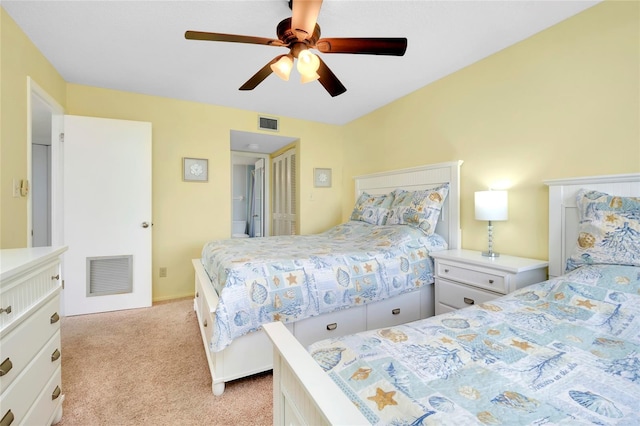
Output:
475 190 508 257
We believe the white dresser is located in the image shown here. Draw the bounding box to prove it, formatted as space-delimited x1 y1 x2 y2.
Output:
0 246 67 426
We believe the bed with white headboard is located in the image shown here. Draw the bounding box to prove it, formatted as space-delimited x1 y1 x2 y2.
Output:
192 160 463 395
264 171 640 425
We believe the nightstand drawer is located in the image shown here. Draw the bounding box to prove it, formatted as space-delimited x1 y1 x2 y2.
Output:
437 262 506 294
366 291 421 330
437 279 500 310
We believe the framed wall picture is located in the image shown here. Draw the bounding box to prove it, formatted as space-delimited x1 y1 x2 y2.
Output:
314 168 332 188
183 157 208 182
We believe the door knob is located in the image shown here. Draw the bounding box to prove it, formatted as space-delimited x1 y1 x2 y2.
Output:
142 222 150 228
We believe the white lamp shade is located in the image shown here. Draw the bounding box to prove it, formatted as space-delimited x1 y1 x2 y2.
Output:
475 190 508 221
296 50 320 77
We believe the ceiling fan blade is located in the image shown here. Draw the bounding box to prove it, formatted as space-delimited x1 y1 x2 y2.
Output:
291 0 323 41
239 55 285 91
316 57 346 97
185 31 284 47
316 37 407 56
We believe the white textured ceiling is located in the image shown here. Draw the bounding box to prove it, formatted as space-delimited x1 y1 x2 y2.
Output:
4 0 601 127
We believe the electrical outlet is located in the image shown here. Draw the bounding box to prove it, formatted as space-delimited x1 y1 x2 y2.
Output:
159 267 167 278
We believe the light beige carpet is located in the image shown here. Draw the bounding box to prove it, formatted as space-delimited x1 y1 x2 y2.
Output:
57 298 272 426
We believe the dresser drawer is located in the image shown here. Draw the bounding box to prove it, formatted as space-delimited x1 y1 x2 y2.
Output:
437 262 506 294
435 302 456 315
436 279 501 310
0 330 61 425
0 295 61 394
294 306 366 347
0 260 60 332
22 365 63 426
366 291 421 330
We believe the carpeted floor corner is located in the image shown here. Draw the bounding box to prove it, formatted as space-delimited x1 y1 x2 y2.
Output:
57 298 272 426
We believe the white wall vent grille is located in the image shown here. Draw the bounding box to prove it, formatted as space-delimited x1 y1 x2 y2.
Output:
86 255 133 297
258 116 279 132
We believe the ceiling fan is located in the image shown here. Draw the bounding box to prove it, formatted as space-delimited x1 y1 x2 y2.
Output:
185 0 407 97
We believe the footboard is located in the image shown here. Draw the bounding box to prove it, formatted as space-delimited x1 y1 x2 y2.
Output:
263 321 368 425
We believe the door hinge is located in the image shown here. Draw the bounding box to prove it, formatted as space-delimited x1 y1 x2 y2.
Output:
59 133 64 143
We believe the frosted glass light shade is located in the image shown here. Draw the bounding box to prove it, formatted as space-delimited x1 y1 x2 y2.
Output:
300 72 320 84
270 55 294 81
475 191 508 221
296 50 320 78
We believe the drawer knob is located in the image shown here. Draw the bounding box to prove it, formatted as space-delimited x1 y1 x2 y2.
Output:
0 409 14 426
326 323 337 331
444 269 449 273
0 358 13 376
196 291 199 298
203 319 207 327
52 274 60 280
52 386 62 400
51 349 61 362
464 297 475 305
488 279 494 284
50 312 60 324
392 308 401 315
0 306 10 315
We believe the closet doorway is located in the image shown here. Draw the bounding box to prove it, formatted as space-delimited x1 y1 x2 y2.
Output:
230 130 297 238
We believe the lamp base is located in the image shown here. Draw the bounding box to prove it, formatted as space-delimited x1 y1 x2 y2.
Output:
481 251 500 258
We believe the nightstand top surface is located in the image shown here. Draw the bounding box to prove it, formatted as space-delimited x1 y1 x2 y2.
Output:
431 249 548 273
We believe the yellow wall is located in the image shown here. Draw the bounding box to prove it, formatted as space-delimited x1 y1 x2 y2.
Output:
64 85 344 300
0 8 67 247
2 1 639 301
342 0 640 261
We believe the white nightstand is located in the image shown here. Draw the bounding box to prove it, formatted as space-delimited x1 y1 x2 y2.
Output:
431 249 548 315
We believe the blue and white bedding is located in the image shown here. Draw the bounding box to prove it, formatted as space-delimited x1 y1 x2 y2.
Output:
201 221 448 352
308 264 640 425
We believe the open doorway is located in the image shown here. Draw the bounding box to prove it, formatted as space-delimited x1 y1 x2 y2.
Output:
28 77 64 248
230 130 297 238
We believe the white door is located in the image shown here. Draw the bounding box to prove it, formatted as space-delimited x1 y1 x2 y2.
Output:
63 115 152 316
253 158 265 237
32 144 51 247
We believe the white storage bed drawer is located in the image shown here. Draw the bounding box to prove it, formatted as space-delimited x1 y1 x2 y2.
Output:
294 306 366 348
366 291 421 330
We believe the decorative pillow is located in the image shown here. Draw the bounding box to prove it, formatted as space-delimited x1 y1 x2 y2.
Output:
349 192 394 225
385 183 450 235
566 189 640 271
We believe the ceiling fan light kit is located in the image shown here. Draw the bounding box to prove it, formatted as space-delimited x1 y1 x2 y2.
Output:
185 0 407 97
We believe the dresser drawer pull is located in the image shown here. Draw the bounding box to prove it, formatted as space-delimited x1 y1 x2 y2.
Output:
464 297 475 305
392 308 401 315
488 279 494 284
0 306 11 315
52 386 62 400
196 291 199 298
203 319 207 327
444 269 449 273
52 274 60 280
0 409 14 426
0 358 12 376
50 312 60 324
326 323 337 331
51 349 61 362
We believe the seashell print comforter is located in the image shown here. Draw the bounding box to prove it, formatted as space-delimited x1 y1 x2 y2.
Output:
201 221 448 352
308 264 640 425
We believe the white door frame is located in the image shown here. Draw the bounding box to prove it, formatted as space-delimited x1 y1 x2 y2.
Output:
27 77 65 248
231 151 271 237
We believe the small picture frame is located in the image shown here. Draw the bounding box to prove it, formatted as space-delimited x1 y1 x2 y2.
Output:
314 168 332 188
183 157 208 182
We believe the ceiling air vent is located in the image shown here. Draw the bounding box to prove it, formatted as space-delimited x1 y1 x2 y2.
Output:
258 116 279 132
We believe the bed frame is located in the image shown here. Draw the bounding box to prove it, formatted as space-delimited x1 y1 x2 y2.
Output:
263 171 640 425
193 160 463 395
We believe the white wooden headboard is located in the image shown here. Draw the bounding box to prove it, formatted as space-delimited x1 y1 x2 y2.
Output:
545 173 640 278
353 160 463 249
